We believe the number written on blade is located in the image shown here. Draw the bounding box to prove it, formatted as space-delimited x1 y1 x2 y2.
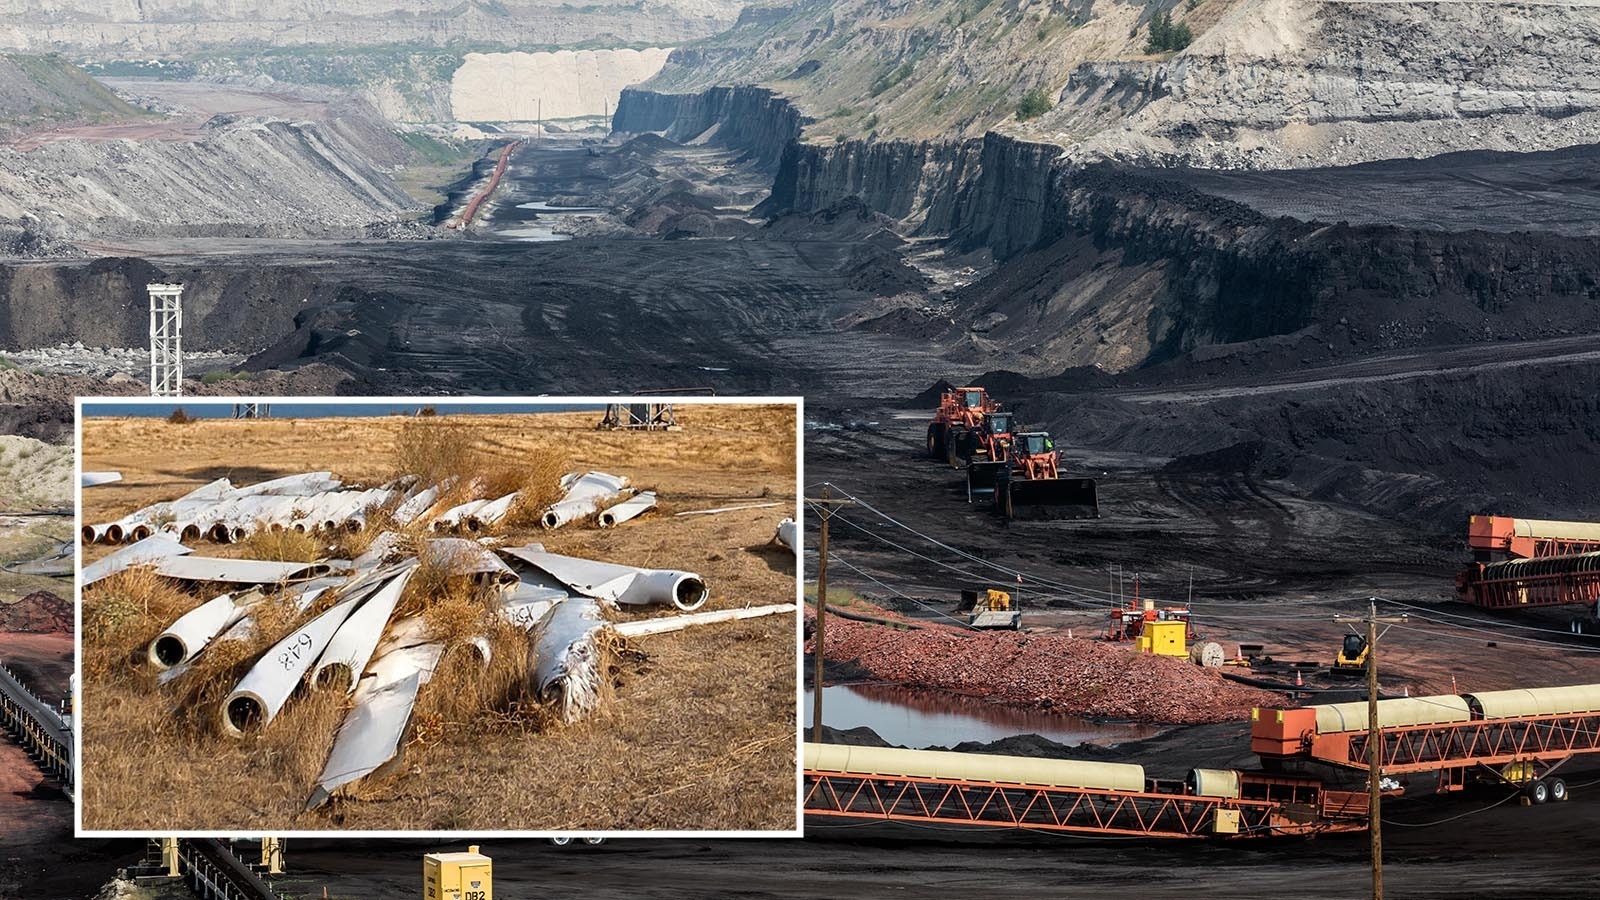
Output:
277 633 314 671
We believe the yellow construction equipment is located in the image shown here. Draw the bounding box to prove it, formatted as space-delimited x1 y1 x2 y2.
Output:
425 845 492 900
1332 633 1369 677
962 588 1021 630
1136 619 1188 657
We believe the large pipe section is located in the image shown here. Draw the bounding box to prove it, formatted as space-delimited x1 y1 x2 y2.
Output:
312 565 417 693
1469 515 1600 559
147 592 260 670
500 544 707 611
541 472 629 529
1310 695 1471 734
598 491 656 528
220 597 362 736
804 743 1146 792
81 534 191 587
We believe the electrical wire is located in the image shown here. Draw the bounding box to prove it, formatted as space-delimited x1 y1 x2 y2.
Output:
1380 596 1600 640
827 551 976 628
1384 618 1600 655
1381 789 1523 827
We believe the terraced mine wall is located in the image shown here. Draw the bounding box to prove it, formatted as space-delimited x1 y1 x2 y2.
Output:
621 87 1600 366
613 86 805 170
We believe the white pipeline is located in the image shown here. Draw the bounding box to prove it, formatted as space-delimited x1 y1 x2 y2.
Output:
598 491 657 528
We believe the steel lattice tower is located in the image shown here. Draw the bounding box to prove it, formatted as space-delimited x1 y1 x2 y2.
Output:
147 283 184 396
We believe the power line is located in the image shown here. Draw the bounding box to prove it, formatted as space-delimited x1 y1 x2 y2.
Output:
828 551 975 629
1380 596 1600 639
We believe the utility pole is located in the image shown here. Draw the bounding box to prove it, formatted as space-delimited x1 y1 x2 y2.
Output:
1335 598 1408 900
805 485 855 743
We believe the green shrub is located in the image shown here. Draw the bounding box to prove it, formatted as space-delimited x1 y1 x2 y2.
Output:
1016 88 1054 121
1145 10 1193 53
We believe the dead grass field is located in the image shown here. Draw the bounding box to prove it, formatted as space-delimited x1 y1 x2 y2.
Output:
78 404 799 832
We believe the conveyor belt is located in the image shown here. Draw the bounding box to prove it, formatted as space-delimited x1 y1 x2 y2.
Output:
0 661 71 791
804 768 1368 838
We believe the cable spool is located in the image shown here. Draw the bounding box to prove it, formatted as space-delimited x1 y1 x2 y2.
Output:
1190 641 1225 668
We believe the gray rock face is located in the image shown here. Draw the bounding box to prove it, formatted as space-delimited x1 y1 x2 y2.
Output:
0 110 421 249
0 0 743 52
613 86 807 170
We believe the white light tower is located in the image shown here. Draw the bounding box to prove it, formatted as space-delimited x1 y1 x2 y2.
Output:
147 283 183 396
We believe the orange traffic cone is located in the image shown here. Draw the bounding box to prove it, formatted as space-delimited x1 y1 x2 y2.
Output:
1295 669 1303 687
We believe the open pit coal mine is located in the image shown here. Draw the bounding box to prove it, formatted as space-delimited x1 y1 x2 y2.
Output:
9 86 1600 899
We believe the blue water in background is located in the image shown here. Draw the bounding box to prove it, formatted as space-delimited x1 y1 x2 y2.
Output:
82 402 607 418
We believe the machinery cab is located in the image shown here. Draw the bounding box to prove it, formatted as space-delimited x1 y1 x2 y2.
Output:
930 387 1000 461
975 412 1017 460
1333 633 1370 674
1011 432 1059 480
959 387 993 411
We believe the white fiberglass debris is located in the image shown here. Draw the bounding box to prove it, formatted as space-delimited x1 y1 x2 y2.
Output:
464 492 519 531
351 531 405 569
598 491 657 528
421 538 519 586
391 480 450 526
775 518 797 552
312 564 418 693
147 592 261 670
304 640 444 810
220 596 363 736
501 583 567 630
612 603 797 638
673 502 783 517
81 534 191 587
541 471 630 529
529 596 611 723
500 544 708 611
153 556 333 585
81 471 122 487
432 498 489 532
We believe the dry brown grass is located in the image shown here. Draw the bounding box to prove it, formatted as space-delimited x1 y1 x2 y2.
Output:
391 420 569 519
391 418 479 488
238 528 323 563
78 404 798 832
80 568 193 680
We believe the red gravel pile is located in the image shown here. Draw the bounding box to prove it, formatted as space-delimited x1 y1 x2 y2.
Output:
0 591 71 634
812 615 1280 725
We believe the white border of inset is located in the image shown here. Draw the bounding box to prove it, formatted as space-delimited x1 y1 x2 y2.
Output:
73 394 804 839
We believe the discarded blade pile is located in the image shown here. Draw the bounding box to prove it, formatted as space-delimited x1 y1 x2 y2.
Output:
812 615 1277 725
83 471 794 811
82 469 661 548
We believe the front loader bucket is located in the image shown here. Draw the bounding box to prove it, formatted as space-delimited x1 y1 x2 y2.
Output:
967 460 1007 500
1002 477 1100 520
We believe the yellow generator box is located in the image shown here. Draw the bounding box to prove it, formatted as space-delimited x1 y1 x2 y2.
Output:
1137 620 1188 657
425 846 492 900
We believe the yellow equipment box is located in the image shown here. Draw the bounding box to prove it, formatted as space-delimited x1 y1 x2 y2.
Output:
425 845 492 900
1136 619 1188 657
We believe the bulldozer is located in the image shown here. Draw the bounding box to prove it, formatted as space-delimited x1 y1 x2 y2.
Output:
927 387 1000 468
1331 633 1370 677
991 431 1100 520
